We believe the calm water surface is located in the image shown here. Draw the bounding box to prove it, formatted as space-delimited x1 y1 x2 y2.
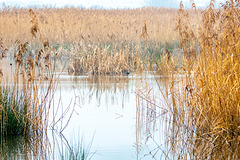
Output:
51 73 166 160
1 62 169 160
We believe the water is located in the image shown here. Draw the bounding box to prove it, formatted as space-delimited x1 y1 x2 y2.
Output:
0 56 170 159
2 62 239 160
50 73 163 160
54 75 137 159
1 69 169 159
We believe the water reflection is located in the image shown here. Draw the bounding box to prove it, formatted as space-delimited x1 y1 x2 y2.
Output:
135 76 172 159
52 74 138 160
1 137 28 159
52 73 170 160
0 136 47 160
0 131 95 160
1 67 171 160
58 74 131 108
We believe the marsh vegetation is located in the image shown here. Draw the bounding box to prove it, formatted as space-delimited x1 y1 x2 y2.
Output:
136 1 240 159
0 0 239 159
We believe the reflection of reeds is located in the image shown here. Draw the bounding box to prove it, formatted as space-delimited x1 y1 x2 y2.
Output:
69 75 130 108
1 136 32 159
0 131 94 160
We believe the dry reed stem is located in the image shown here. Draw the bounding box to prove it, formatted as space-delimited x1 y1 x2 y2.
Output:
136 1 240 159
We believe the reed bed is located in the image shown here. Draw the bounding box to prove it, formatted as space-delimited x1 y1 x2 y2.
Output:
136 0 240 159
0 6 193 75
66 22 181 75
155 48 186 75
0 8 182 47
68 43 138 75
0 8 93 159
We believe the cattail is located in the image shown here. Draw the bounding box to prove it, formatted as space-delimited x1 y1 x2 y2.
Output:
43 40 49 49
27 57 34 70
0 69 3 77
140 21 148 39
29 9 39 38
36 49 43 66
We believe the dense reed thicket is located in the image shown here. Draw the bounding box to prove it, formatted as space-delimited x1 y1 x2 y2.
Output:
1 7 194 75
0 8 182 47
182 1 240 158
137 0 240 159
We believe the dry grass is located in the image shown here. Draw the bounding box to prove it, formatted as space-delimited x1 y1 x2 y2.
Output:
0 7 182 47
136 1 240 159
182 1 240 158
68 43 141 75
0 7 198 75
0 9 57 137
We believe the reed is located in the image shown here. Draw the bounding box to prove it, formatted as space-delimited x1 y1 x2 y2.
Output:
66 26 182 75
183 1 240 158
68 43 137 75
0 9 57 137
1 7 190 75
136 1 240 159
0 8 181 48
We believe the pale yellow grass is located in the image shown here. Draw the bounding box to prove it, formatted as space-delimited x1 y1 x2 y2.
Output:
0 8 183 47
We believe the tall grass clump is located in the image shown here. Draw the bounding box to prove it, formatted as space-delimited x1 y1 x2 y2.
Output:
0 87 28 136
169 1 240 159
0 9 57 138
136 1 240 159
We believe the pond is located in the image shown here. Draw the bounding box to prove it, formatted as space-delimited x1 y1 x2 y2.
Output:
1 60 170 160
